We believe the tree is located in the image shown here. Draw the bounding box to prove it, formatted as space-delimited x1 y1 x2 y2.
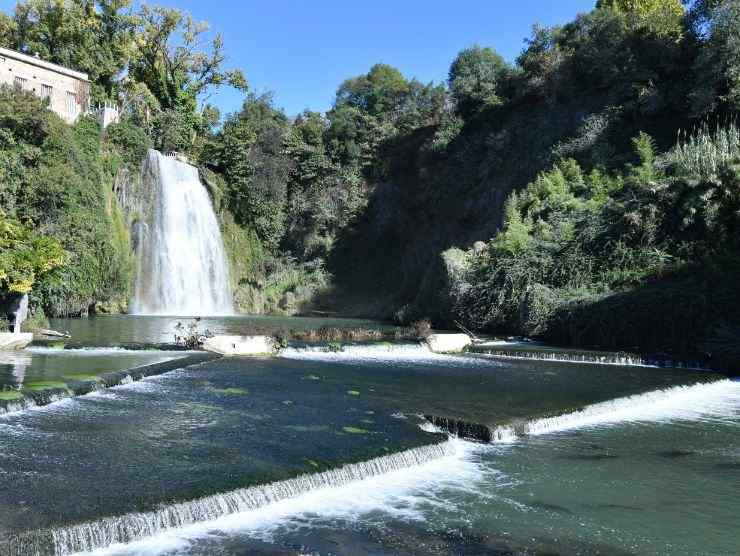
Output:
596 0 685 39
0 11 15 47
217 94 290 249
448 46 509 117
0 212 66 294
691 0 740 114
10 0 139 102
129 5 246 113
335 63 410 119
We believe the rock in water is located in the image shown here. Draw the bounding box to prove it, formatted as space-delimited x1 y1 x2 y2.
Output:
202 335 277 356
425 333 472 353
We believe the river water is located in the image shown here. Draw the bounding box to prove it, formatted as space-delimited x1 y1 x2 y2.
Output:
0 317 737 555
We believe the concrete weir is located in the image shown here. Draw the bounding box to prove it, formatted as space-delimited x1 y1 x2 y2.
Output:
0 353 219 416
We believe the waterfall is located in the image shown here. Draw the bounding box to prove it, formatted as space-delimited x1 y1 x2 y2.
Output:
7 441 452 556
131 150 233 316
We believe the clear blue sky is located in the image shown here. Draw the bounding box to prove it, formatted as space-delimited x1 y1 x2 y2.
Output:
0 0 596 117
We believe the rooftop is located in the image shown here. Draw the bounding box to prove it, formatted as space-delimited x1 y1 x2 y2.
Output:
0 46 89 82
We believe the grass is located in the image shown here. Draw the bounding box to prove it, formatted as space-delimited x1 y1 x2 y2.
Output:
669 123 740 179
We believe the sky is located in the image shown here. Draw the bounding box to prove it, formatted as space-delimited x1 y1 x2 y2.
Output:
0 0 596 117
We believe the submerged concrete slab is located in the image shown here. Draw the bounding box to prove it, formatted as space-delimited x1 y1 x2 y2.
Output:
202 335 277 356
0 332 32 351
425 333 472 353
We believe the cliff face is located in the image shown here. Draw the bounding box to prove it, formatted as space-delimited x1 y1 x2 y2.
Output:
329 86 691 325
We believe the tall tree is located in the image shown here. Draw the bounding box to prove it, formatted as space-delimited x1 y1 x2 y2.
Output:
691 0 740 114
217 94 290 249
129 5 246 113
448 46 509 117
596 0 685 38
11 0 138 101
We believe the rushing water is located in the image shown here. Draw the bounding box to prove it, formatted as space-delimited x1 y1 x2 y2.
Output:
86 381 740 556
0 338 736 555
131 151 233 316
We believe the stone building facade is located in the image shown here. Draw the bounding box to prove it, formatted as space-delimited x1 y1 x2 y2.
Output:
0 46 90 124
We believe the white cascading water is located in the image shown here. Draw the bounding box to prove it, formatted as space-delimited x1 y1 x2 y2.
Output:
488 379 740 442
43 441 453 555
131 150 233 316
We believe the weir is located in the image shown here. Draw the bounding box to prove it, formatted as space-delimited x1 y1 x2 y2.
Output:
6 441 453 556
426 379 739 443
131 150 233 316
0 353 216 417
468 346 710 370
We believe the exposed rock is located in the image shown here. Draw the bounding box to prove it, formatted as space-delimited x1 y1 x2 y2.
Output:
0 332 33 351
425 333 472 353
37 329 71 339
202 335 278 356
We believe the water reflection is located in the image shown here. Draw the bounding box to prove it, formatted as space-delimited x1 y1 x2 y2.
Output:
0 349 181 391
0 350 31 387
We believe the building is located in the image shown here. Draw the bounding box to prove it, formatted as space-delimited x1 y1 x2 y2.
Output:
0 46 90 125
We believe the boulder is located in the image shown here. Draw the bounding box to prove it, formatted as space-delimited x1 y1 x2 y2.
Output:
202 335 277 356
0 332 33 351
425 333 472 354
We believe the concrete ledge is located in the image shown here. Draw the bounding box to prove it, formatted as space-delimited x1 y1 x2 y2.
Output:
0 332 33 351
425 333 472 354
202 335 278 356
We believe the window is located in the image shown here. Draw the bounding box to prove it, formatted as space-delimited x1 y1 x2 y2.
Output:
66 91 77 117
41 84 52 99
13 76 27 89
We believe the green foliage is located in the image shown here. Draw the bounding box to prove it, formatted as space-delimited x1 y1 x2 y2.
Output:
129 4 247 113
455 124 740 354
668 123 740 179
690 0 740 114
0 85 132 316
448 46 509 116
596 0 685 39
215 94 290 249
326 342 343 353
8 0 138 102
336 64 410 118
105 118 153 171
0 212 66 293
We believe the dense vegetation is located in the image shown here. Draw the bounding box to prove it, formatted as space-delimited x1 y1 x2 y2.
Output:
0 86 132 319
449 128 740 356
1 0 739 363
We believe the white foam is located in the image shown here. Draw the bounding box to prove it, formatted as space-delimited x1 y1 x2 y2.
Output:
74 439 483 556
490 380 740 442
280 343 498 369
